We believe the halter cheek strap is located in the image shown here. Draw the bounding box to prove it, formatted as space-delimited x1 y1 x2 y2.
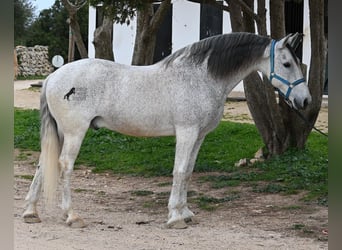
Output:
269 40 306 99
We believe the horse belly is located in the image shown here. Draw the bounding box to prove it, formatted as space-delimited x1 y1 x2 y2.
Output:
94 114 175 137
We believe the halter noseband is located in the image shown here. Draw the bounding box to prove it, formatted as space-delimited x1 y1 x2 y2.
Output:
269 39 305 99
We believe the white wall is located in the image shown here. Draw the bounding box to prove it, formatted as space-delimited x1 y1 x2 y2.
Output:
172 0 200 51
88 6 96 58
113 18 137 65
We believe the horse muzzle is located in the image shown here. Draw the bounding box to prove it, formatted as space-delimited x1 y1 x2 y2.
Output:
293 95 312 110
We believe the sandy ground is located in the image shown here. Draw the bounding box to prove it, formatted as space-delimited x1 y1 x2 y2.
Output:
14 80 328 249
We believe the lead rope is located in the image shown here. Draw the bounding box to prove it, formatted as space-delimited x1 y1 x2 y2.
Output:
291 107 328 137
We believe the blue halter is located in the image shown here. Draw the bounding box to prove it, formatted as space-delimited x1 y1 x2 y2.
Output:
269 39 306 99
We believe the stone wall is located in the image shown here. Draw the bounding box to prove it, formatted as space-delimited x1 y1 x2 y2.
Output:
15 45 54 77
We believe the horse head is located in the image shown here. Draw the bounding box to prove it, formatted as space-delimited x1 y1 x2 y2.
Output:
267 33 312 110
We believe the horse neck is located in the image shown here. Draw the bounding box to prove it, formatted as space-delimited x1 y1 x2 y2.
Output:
219 55 269 96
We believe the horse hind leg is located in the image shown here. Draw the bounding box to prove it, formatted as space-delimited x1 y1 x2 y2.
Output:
59 129 88 228
23 159 43 223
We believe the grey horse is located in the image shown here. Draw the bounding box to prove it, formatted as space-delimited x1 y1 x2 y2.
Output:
23 32 311 229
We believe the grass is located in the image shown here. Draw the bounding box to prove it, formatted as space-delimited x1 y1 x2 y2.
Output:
14 108 328 205
16 75 47 81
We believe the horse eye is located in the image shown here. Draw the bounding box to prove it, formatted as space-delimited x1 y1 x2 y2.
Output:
283 62 291 68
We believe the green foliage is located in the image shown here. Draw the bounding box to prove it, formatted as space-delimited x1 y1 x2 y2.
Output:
88 0 145 24
14 0 36 45
18 0 88 62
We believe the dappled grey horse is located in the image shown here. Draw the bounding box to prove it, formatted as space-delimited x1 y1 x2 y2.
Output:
23 32 311 228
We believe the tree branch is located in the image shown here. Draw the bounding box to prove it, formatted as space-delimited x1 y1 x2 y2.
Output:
150 0 171 33
66 0 87 10
227 0 260 23
187 0 231 12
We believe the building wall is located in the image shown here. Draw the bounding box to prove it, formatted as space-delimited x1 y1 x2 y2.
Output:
88 0 311 92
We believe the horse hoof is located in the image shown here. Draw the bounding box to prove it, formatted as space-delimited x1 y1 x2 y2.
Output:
165 219 188 229
66 217 87 228
23 213 41 224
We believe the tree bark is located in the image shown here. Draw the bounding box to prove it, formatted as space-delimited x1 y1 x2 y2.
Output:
61 0 88 59
241 0 289 155
93 16 114 61
131 0 171 65
303 0 326 140
228 1 244 31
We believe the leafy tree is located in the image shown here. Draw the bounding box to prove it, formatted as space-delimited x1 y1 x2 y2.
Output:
25 0 88 62
88 0 144 23
14 0 36 45
88 0 146 61
88 0 171 63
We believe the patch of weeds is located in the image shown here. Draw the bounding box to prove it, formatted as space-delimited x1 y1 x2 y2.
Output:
200 175 242 189
74 188 89 193
131 190 154 196
282 205 302 210
97 191 106 196
195 196 221 211
143 201 154 208
194 194 240 211
187 190 198 197
16 75 46 80
291 224 315 236
15 175 34 180
16 151 29 161
156 191 170 198
156 182 172 187
254 183 286 194
292 224 305 230
28 86 41 92
303 228 315 234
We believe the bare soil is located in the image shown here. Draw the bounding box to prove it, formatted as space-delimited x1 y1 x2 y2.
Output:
14 80 328 249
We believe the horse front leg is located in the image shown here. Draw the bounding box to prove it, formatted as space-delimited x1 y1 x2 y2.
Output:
59 133 87 228
167 127 205 229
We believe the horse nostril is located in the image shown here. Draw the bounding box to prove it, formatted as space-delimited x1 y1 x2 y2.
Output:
303 98 309 109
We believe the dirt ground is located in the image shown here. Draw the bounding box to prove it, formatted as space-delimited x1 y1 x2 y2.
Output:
14 80 328 249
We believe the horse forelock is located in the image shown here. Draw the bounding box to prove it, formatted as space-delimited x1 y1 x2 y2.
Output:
161 32 271 79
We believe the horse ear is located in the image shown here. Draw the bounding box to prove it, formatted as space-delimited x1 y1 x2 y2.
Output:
287 32 303 51
277 33 293 49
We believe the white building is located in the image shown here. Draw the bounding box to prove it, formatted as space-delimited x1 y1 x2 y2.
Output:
88 0 312 92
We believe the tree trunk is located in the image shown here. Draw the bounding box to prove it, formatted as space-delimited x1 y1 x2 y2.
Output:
131 0 171 65
243 0 289 155
61 0 88 59
93 16 114 61
271 0 326 149
228 1 244 31
304 0 326 138
230 0 326 156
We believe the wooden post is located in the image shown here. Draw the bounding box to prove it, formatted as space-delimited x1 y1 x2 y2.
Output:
67 18 75 63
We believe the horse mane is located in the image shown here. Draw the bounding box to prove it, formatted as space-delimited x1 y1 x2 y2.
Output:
162 32 271 79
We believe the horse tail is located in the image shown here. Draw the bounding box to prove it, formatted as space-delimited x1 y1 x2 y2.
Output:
40 79 61 205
